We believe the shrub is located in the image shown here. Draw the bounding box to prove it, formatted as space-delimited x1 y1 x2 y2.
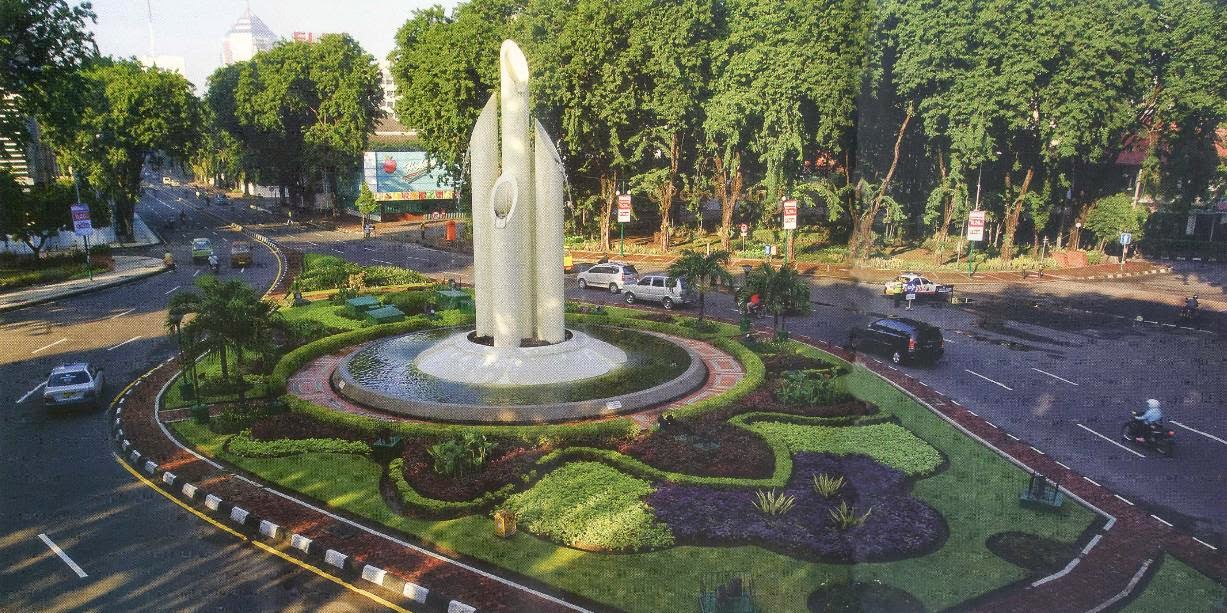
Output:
619 418 775 479
428 432 495 477
210 401 284 435
400 438 546 502
227 429 371 457
752 489 796 516
829 500 873 530
502 462 675 552
361 265 431 286
1084 250 1104 265
812 473 845 498
775 369 852 406
746 421 944 478
281 318 333 345
382 290 438 315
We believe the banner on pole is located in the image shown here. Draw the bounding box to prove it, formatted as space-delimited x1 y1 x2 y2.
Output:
70 203 93 236
617 194 632 223
967 210 986 241
782 199 798 230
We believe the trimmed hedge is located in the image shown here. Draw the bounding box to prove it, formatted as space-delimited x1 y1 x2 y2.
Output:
227 429 371 457
502 461 674 552
388 457 514 518
744 421 944 478
734 411 895 428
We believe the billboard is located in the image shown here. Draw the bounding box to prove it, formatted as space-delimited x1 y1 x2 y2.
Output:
362 152 454 202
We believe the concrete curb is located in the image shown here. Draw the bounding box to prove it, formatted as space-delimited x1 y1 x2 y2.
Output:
0 264 168 314
109 398 481 612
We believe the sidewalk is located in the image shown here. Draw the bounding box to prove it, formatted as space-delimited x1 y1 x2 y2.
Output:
0 255 167 313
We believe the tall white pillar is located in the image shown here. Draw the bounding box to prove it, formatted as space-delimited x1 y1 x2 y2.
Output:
469 96 498 338
534 121 565 343
499 40 535 340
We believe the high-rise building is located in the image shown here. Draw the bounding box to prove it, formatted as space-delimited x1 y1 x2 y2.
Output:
221 8 279 65
378 59 398 116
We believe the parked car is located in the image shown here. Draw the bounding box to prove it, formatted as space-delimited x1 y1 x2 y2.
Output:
229 241 252 268
191 238 214 263
43 362 106 410
576 262 638 293
849 317 944 364
883 273 953 301
623 275 693 310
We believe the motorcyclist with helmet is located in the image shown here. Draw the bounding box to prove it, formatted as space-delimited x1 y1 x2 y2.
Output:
1129 399 1164 441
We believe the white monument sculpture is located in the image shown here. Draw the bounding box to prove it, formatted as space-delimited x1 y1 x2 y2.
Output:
413 40 626 386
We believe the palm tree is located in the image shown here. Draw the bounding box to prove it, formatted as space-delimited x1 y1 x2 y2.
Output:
667 249 734 322
744 263 811 339
166 276 277 390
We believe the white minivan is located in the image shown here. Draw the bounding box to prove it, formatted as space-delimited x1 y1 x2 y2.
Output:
576 262 638 293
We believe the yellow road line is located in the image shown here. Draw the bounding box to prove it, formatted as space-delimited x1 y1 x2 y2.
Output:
110 362 162 408
113 455 410 612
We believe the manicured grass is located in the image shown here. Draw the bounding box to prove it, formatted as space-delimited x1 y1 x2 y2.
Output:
743 420 944 477
1123 555 1227 612
0 261 109 292
277 300 367 333
162 348 266 410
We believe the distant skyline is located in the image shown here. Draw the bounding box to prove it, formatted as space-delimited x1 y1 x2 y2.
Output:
90 0 459 93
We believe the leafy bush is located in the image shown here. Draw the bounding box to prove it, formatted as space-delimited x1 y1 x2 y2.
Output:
647 453 945 562
209 400 284 435
775 369 852 406
812 473 845 498
382 290 438 315
1084 250 1104 265
361 265 431 286
280 318 333 345
294 256 358 291
829 500 873 530
746 422 944 478
503 462 674 552
752 489 797 516
401 438 546 502
227 429 371 457
428 432 495 477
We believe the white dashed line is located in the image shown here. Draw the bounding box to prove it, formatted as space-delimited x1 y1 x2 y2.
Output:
1075 422 1146 458
1150 514 1173 527
1169 420 1227 446
1006 433 1020 441
107 336 142 351
375 259 394 265
109 308 135 320
1114 494 1135 506
32 338 68 354
363 247 375 252
1193 538 1218 551
965 369 1013 391
1031 367 1079 386
164 285 181 295
37 534 87 578
984 421 999 429
331 248 344 254
1029 446 1045 455
1083 476 1102 487
1055 461 1070 470
18 382 46 403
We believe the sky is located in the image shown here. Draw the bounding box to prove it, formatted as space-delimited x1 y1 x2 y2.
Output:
89 0 459 93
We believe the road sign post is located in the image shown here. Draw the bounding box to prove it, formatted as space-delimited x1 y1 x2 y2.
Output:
1119 232 1132 272
70 203 94 281
617 194 632 257
966 210 986 278
782 199 797 263
739 223 748 252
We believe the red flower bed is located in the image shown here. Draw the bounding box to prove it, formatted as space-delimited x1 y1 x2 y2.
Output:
248 412 367 442
619 418 775 478
400 439 546 502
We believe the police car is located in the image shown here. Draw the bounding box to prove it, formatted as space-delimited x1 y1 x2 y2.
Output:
883 273 954 300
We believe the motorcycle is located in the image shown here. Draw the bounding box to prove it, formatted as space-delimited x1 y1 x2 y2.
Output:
208 257 220 274
1177 297 1199 322
1120 414 1176 456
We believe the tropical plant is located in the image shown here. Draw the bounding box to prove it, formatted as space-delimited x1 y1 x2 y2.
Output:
751 489 797 516
166 276 279 398
666 249 733 322
812 473 846 498
776 369 851 406
829 500 873 530
744 262 812 338
355 182 378 228
428 432 495 477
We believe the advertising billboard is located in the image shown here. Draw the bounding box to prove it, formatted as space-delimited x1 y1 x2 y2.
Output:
362 152 454 202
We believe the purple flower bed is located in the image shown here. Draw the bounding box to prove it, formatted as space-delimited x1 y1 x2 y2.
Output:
646 454 946 562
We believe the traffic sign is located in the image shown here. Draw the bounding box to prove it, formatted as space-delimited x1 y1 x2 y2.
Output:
617 194 632 223
782 199 798 230
739 223 748 238
967 210 986 241
70 203 93 236
1119 232 1132 246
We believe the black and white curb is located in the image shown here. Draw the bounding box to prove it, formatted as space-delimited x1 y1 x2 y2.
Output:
111 414 479 611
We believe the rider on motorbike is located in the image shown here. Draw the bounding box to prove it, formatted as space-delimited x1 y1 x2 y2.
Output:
1185 295 1199 314
163 250 175 269
1130 399 1164 439
207 253 219 273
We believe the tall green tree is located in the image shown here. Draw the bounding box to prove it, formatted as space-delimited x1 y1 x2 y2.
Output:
166 276 277 388
0 0 97 145
666 249 732 322
0 171 77 257
48 59 199 241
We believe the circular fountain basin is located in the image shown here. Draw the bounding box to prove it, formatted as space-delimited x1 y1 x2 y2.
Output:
330 327 707 424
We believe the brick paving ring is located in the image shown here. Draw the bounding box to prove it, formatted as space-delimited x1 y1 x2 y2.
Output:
307 328 741 425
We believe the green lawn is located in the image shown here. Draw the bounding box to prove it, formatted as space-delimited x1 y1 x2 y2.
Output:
170 345 1098 612
1123 555 1227 612
162 348 267 410
277 300 367 333
0 261 109 292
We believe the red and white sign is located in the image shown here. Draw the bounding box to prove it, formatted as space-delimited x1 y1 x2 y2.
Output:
70 203 92 236
617 194 632 223
967 210 986 241
740 223 749 237
782 199 798 230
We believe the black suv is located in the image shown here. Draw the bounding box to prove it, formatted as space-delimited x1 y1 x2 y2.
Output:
849 318 944 364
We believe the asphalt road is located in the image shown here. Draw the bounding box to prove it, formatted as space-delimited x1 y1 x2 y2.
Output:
0 185 381 611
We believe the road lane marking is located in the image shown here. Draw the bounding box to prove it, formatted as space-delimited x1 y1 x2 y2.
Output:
107 336 142 351
965 369 1013 391
363 247 375 252
1029 446 1045 455
331 248 344 254
193 270 199 277
109 308 135 320
37 534 87 578
1084 476 1102 486
1031 367 1079 386
164 285 181 295
1194 538 1218 551
1168 420 1227 446
1055 461 1070 470
304 241 319 247
375 259 394 265
1150 514 1173 527
984 421 999 429
1006 433 1020 441
32 338 68 354
1075 423 1146 458
1114 494 1135 506
18 382 46 403
240 267 245 274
